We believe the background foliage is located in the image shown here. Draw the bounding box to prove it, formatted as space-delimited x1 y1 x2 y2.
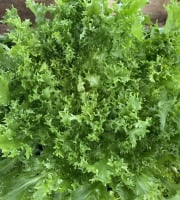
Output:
0 0 180 199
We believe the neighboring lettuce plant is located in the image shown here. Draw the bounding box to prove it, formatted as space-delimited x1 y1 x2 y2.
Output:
0 0 179 199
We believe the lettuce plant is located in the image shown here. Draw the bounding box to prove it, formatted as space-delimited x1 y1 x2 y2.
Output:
0 0 179 199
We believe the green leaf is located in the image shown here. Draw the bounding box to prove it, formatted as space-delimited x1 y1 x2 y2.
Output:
123 0 147 15
26 0 48 24
0 75 9 105
71 183 111 200
0 175 42 200
164 0 180 32
168 192 180 200
0 158 17 175
0 0 179 199
131 16 144 41
158 91 174 131
0 134 21 157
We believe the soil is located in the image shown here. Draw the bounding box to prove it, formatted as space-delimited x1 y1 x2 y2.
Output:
142 0 169 26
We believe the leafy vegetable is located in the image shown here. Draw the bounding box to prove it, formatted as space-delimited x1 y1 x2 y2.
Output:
0 0 179 199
